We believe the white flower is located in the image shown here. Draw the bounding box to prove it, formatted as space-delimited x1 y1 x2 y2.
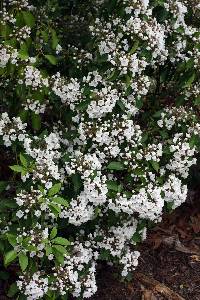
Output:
16 210 24 218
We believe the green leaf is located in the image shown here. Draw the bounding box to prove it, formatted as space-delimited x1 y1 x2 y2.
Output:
41 30 48 42
184 72 195 87
54 251 64 265
71 173 82 193
45 55 57 65
26 245 37 252
4 250 17 266
175 95 185 106
165 201 174 212
99 249 111 260
107 180 118 192
107 69 120 81
61 294 69 300
9 165 24 173
107 161 125 171
107 180 122 192
31 113 41 131
50 227 57 239
45 245 52 256
52 197 69 207
150 161 159 172
18 253 28 271
137 220 147 231
194 96 200 106
0 271 9 280
180 71 196 88
136 97 143 109
18 43 29 60
22 11 35 28
52 245 67 254
52 237 70 246
0 199 17 209
76 99 90 111
48 183 61 197
51 29 59 49
49 203 61 217
117 100 126 111
20 153 27 168
0 24 12 39
129 40 139 54
18 109 28 122
132 232 142 243
7 234 17 247
0 181 7 193
17 294 27 300
7 282 18 298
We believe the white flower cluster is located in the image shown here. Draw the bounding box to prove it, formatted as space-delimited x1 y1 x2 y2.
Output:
0 112 27 146
0 45 18 68
24 133 62 186
17 272 48 300
19 66 49 90
6 0 34 10
23 99 47 114
62 175 107 225
52 73 82 108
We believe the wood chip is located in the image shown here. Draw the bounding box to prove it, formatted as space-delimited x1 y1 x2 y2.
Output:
142 290 158 300
135 272 185 300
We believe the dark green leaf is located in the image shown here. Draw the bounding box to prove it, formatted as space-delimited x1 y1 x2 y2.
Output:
0 271 9 280
22 11 35 28
129 40 139 54
0 181 7 193
51 29 59 49
150 161 159 172
31 113 41 131
107 162 125 171
132 232 142 243
194 96 200 106
7 282 18 298
71 173 82 193
45 55 57 65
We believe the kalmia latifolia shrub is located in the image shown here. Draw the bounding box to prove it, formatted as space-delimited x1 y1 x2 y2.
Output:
0 0 200 299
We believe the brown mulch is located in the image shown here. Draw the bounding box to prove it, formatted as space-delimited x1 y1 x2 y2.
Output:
89 190 200 300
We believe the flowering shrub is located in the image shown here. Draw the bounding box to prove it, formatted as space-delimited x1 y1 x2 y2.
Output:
0 0 200 299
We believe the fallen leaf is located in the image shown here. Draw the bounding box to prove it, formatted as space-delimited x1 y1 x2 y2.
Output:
190 255 200 262
175 239 200 255
142 290 158 300
190 215 200 234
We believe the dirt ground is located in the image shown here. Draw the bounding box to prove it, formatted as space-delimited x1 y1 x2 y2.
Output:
89 190 200 300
